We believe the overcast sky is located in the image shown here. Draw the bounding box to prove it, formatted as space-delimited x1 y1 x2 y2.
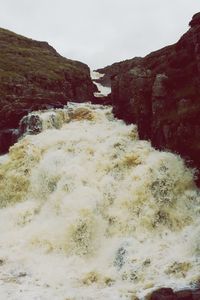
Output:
0 0 199 69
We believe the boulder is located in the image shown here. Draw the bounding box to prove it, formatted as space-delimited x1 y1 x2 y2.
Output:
148 288 200 300
150 288 175 300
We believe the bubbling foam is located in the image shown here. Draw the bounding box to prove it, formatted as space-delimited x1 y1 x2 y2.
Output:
0 103 199 300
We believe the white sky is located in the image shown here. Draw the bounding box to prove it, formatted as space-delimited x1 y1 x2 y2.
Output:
0 0 199 69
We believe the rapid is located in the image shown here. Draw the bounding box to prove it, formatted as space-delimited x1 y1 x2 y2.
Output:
0 102 200 300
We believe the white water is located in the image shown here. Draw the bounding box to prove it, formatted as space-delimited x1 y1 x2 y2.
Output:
91 71 111 97
0 154 8 165
0 103 200 300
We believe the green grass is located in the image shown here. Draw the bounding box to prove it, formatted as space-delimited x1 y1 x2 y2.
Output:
0 27 92 129
0 28 89 82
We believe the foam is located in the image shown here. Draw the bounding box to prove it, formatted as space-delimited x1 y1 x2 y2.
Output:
0 103 199 300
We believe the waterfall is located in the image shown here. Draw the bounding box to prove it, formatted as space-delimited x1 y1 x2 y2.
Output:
0 103 199 300
91 71 111 97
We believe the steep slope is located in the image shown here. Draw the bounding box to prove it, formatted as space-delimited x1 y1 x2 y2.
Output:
0 28 95 152
97 13 200 185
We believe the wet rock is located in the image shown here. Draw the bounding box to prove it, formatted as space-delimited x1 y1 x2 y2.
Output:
19 114 43 136
92 94 112 105
18 272 27 278
192 289 200 299
175 290 193 300
114 247 127 269
0 128 19 153
147 288 200 300
150 288 175 300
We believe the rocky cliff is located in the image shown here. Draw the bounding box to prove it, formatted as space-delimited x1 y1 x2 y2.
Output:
0 28 95 152
97 13 200 185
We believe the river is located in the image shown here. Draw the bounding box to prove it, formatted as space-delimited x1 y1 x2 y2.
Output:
0 102 199 300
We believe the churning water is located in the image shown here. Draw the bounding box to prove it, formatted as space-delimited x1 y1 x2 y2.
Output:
0 103 200 300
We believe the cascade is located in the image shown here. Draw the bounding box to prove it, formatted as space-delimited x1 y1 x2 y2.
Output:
91 71 111 97
0 103 199 300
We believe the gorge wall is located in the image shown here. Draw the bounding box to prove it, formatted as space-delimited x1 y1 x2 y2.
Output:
97 13 200 185
0 28 95 153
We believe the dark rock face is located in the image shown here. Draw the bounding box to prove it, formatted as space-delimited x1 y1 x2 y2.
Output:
97 13 200 185
150 288 175 300
148 288 200 300
92 94 112 105
189 13 200 27
0 129 19 154
0 27 95 152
